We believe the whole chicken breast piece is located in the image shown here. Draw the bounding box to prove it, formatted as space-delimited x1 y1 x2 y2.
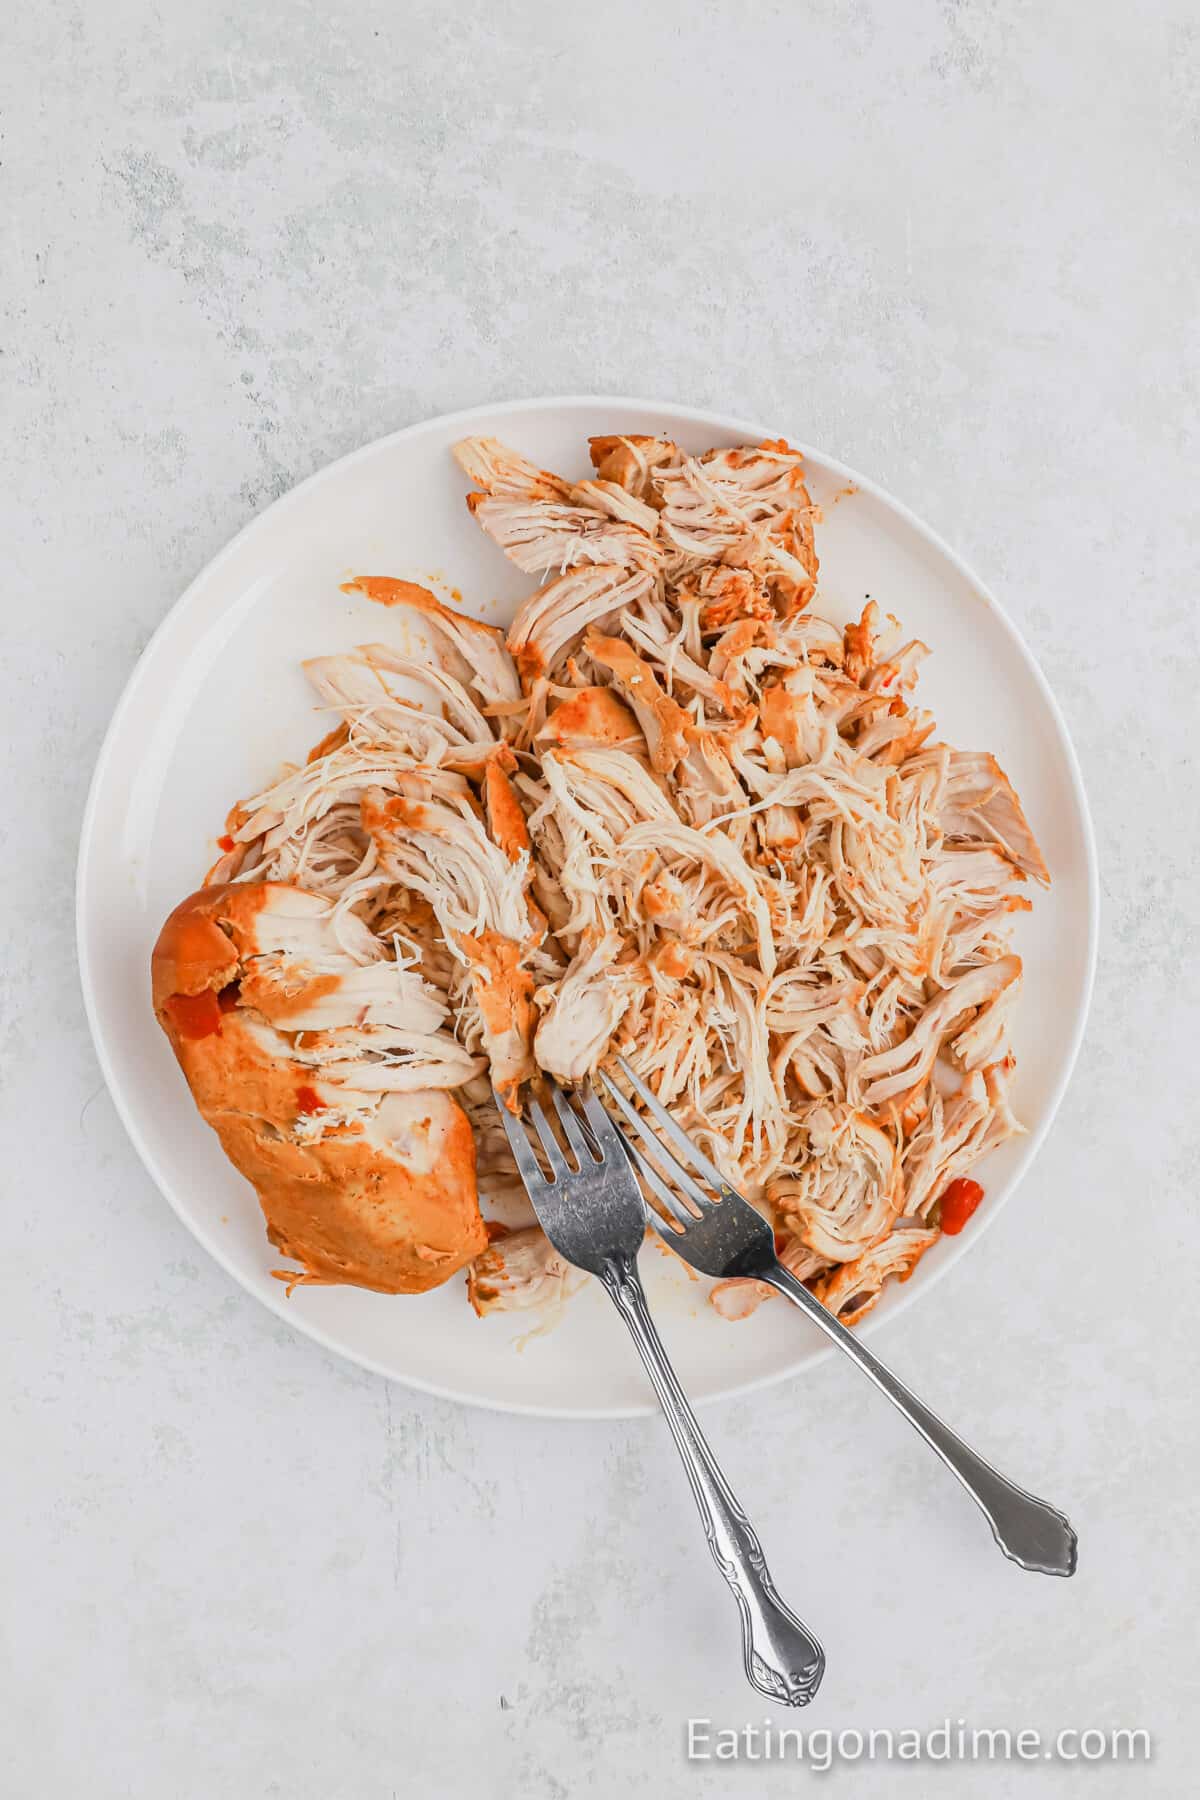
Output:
151 885 487 1294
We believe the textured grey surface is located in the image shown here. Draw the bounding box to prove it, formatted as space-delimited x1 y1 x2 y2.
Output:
3 1 1198 1795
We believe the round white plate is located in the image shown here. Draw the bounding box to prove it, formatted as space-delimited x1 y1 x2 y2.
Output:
77 396 1097 1417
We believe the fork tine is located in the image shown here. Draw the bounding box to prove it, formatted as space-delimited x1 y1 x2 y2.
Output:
526 1097 570 1180
614 1056 731 1196
610 1119 693 1232
492 1088 551 1192
598 1073 713 1218
548 1082 598 1167
575 1082 635 1161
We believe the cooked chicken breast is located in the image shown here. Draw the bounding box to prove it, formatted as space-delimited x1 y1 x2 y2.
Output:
152 884 486 1294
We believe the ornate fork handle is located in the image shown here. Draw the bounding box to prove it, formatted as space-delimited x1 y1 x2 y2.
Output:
766 1265 1077 1577
601 1255 825 1706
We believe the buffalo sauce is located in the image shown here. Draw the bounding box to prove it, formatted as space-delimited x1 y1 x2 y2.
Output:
164 990 223 1039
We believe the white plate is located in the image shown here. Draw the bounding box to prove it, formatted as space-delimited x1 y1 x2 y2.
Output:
77 396 1097 1417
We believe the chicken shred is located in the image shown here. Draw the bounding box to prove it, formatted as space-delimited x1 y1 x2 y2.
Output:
204 431 1046 1325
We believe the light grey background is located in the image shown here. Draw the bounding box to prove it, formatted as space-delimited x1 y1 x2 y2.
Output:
4 2 1196 1795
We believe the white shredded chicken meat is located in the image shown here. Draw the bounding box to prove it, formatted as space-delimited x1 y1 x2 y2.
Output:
206 431 1047 1326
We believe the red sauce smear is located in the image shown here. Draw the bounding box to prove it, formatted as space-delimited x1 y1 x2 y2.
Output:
295 1084 326 1115
938 1177 985 1235
164 990 223 1040
217 834 236 852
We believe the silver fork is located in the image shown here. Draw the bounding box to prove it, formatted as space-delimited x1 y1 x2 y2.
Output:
494 1079 826 1707
601 1058 1078 1579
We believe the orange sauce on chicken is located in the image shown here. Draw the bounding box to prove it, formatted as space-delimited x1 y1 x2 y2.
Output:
164 990 223 1039
344 575 439 609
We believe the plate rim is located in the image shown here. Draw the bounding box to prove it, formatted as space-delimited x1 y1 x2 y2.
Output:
76 392 1099 1418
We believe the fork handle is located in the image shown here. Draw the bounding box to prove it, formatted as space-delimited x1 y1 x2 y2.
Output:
764 1264 1077 1577
600 1254 825 1706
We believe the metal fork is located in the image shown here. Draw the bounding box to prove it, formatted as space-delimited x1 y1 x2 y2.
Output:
494 1079 826 1706
601 1058 1078 1579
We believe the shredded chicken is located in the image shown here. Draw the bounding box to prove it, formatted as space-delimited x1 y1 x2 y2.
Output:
191 434 1046 1322
467 1226 573 1316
